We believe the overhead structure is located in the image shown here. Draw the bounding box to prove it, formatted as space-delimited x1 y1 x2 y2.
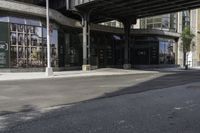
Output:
65 0 200 70
14 0 200 70
14 0 200 22
67 0 200 22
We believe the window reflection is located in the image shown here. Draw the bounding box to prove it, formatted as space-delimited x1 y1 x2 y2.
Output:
0 17 9 22
182 10 190 29
64 33 82 67
159 39 175 64
140 13 177 32
42 28 58 67
9 18 58 68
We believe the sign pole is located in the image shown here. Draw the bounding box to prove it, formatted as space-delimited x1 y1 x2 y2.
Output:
45 0 53 76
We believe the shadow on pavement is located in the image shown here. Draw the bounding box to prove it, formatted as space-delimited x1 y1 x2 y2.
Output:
1 70 200 115
1 70 200 132
98 70 200 99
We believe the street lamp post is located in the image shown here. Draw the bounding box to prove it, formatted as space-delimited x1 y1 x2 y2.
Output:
45 0 53 76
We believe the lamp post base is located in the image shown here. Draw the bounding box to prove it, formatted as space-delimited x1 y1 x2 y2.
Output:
46 67 53 77
82 65 91 71
123 64 132 69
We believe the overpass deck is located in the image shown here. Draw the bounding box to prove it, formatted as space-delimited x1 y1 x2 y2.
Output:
73 0 200 22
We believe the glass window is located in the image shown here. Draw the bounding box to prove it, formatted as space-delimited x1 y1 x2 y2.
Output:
154 17 162 23
9 17 25 24
170 13 177 32
182 10 190 29
10 33 17 45
159 38 175 64
42 27 58 67
17 25 24 33
147 24 153 29
64 32 82 67
162 17 170 29
9 18 59 68
147 18 153 23
141 13 177 32
0 17 9 22
154 23 162 29
140 19 146 29
26 19 41 26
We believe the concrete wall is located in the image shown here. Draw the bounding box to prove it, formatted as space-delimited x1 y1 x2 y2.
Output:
177 9 200 67
177 12 184 66
190 9 198 67
195 9 200 66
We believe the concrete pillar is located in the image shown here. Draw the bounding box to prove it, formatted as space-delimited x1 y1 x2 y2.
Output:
123 21 131 69
82 13 91 71
122 19 136 69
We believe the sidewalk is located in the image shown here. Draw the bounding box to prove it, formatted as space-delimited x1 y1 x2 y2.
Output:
0 68 158 81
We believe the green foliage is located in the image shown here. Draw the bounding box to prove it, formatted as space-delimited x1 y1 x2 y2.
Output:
181 26 195 52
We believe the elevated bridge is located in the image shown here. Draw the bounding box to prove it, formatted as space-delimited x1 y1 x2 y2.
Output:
15 0 200 22
67 0 200 22
65 0 200 70
14 0 200 70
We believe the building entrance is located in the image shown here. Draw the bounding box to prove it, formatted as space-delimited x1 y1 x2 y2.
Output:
97 48 113 68
132 37 159 65
134 48 150 65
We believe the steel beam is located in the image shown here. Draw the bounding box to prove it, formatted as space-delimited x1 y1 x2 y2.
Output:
73 0 200 22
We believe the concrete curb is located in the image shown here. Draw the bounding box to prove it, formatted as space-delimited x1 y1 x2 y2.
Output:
0 70 160 82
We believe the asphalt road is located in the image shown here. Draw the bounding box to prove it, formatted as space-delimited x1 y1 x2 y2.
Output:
0 72 160 113
1 70 200 133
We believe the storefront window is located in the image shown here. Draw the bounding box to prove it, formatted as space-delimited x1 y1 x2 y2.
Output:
64 33 82 67
8 16 58 68
42 28 58 67
159 38 175 64
10 23 43 67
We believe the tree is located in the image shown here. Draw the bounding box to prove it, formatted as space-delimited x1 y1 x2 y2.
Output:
181 26 195 70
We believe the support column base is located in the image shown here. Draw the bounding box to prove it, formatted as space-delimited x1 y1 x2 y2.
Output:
45 67 53 77
82 65 91 71
123 64 132 69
